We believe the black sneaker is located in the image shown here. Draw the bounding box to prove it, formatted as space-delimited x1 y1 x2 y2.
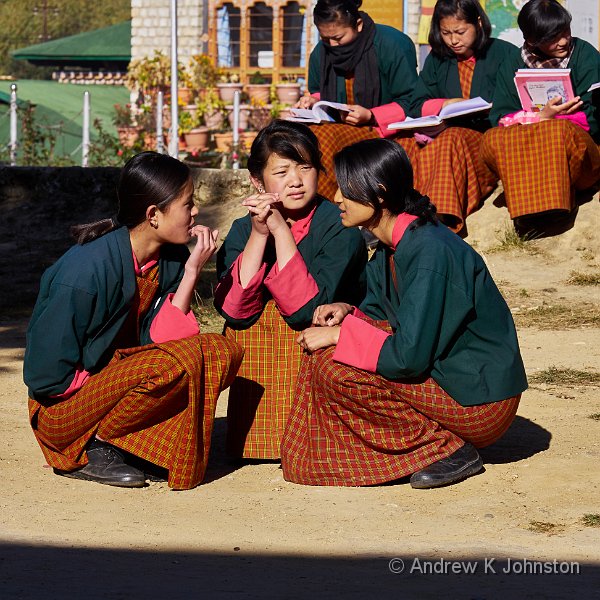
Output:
55 439 146 488
409 443 483 489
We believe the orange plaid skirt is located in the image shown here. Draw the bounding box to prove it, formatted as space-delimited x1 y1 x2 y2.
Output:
224 300 303 459
311 123 497 233
281 346 520 487
29 334 243 490
481 120 600 218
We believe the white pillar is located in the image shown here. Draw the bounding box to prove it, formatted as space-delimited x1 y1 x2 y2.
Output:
9 84 18 166
82 91 90 167
168 0 179 157
232 90 240 169
156 91 165 154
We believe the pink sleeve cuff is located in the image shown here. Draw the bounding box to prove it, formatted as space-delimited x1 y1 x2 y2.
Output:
311 92 321 100
421 98 446 117
150 294 200 342
371 103 407 138
264 250 318 316
214 254 267 320
332 314 390 372
50 367 90 399
351 306 369 320
499 111 541 127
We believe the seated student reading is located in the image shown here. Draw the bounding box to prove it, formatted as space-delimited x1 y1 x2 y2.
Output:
481 0 600 237
24 152 243 489
281 139 527 489
214 120 367 460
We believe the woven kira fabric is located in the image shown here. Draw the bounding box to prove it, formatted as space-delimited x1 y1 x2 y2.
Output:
28 270 243 490
311 123 496 232
281 345 520 487
225 300 304 459
481 119 600 218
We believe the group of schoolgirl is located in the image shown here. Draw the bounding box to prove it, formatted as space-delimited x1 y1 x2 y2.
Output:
299 0 600 236
31 0 591 493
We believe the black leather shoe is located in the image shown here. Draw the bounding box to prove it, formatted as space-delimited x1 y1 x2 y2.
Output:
55 439 146 488
410 443 483 489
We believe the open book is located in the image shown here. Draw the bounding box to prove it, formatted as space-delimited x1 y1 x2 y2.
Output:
514 68 575 111
388 96 492 131
287 100 351 124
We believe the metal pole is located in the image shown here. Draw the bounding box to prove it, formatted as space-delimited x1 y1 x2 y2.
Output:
168 0 179 157
232 90 240 169
156 91 164 154
82 90 90 167
9 84 18 166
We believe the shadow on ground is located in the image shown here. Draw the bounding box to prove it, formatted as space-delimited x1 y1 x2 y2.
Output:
0 542 597 599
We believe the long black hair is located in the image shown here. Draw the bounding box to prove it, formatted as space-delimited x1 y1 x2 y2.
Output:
428 0 492 58
71 151 192 244
313 0 362 28
518 0 572 47
334 139 437 227
247 119 324 182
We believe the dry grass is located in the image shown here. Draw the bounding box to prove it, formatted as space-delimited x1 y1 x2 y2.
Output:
581 514 600 527
566 270 600 286
529 366 600 386
510 303 600 329
488 222 543 255
528 521 564 535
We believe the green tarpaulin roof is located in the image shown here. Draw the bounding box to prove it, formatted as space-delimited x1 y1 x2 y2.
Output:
11 21 131 64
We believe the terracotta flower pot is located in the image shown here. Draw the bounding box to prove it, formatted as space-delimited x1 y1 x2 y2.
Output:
213 131 234 152
203 110 224 130
227 106 251 131
217 83 244 103
183 127 210 151
240 130 258 150
275 83 301 104
246 84 271 103
178 87 194 105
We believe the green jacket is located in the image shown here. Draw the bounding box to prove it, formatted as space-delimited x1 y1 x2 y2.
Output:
24 227 189 401
215 198 367 330
409 38 520 124
361 221 527 406
490 37 600 138
307 23 417 113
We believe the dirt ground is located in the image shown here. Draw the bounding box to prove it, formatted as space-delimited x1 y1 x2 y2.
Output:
1 192 599 599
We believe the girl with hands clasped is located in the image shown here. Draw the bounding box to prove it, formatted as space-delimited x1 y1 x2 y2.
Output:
24 151 243 490
481 0 600 236
214 120 367 460
282 138 527 490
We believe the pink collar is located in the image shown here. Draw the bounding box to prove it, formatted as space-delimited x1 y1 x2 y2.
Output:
289 204 317 244
132 251 158 276
391 213 418 251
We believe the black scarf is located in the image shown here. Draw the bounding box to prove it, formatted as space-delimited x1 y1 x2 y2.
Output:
319 12 380 108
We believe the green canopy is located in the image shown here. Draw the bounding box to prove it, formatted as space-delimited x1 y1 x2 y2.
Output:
11 21 131 66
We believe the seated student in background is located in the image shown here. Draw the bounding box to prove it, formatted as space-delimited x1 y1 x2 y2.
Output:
214 120 367 460
295 0 418 200
24 152 243 490
407 0 520 234
281 139 527 489
481 0 600 237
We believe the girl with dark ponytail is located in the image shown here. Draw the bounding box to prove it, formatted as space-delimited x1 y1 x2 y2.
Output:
281 138 527 491
24 151 243 490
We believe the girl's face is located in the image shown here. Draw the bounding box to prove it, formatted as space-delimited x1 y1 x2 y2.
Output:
155 178 198 244
534 29 572 59
334 187 376 229
257 152 318 215
317 18 363 47
439 15 479 59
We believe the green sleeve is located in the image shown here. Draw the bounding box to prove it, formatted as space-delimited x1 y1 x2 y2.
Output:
571 40 600 137
308 45 321 94
408 53 444 117
358 253 388 321
376 265 473 380
489 52 523 125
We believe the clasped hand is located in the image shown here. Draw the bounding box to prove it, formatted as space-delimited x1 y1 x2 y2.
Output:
296 303 353 352
540 95 582 120
242 192 287 237
186 225 219 275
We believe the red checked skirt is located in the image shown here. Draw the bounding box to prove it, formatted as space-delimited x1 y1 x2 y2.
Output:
28 270 243 490
224 300 303 459
281 346 520 487
311 123 497 233
481 119 600 218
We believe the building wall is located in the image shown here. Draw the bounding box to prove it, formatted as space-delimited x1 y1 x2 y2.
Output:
131 0 205 61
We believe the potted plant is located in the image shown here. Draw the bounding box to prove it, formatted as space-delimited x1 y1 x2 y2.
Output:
189 54 220 99
246 71 271 103
275 74 302 104
179 110 210 151
196 88 227 130
125 50 172 99
112 103 140 148
249 96 272 130
177 63 194 105
212 124 235 153
216 70 243 103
